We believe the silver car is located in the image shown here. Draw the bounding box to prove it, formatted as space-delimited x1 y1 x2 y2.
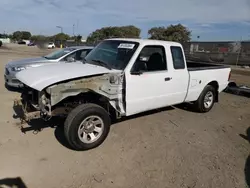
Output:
5 46 94 88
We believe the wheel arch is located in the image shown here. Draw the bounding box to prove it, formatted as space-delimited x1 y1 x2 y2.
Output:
54 91 118 118
45 73 125 119
207 81 219 102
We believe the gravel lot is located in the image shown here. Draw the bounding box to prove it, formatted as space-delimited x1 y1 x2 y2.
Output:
0 45 250 188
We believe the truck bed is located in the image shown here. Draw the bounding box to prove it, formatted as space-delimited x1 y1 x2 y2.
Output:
187 61 230 71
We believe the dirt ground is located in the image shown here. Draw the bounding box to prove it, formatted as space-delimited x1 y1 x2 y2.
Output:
0 45 250 188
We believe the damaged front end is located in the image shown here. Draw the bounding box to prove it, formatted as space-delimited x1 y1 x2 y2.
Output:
13 72 125 123
13 87 41 123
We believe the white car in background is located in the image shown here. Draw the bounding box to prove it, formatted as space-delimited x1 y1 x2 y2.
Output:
47 42 55 49
5 46 94 88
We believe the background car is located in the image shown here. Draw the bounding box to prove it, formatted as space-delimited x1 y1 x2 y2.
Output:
17 41 26 45
4 46 94 88
28 42 36 46
47 42 55 49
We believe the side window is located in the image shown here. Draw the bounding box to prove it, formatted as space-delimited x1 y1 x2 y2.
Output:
75 49 92 61
76 50 85 60
85 49 92 56
171 46 185 69
131 45 167 72
63 52 76 61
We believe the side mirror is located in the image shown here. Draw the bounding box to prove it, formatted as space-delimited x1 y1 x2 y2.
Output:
130 70 143 75
66 57 75 62
130 60 147 75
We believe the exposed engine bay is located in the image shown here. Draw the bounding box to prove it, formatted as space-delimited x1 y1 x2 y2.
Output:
14 73 125 122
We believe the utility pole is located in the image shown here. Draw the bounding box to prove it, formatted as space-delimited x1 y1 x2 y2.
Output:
73 24 75 36
77 19 79 35
56 26 63 33
236 36 243 67
56 26 63 48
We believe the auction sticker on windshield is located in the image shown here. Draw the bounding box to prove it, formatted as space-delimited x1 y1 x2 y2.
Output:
118 43 135 49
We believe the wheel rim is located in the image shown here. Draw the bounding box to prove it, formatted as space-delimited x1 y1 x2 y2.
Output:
78 115 104 144
204 91 214 108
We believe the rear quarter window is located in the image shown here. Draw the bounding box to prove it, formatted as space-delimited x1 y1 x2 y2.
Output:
170 46 185 69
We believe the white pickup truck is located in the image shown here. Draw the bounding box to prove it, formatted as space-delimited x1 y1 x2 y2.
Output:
14 38 231 150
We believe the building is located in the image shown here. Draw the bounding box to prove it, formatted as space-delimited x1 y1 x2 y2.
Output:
0 38 11 44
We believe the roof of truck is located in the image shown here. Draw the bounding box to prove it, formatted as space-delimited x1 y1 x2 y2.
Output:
106 38 182 46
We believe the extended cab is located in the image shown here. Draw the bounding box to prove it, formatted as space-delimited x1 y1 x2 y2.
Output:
14 38 231 150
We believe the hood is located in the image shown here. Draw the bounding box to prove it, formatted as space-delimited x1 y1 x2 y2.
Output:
16 63 120 91
6 57 49 67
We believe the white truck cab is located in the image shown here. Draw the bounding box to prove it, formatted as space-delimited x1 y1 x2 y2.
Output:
14 38 231 150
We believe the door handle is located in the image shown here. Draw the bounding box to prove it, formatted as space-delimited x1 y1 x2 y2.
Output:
164 77 172 81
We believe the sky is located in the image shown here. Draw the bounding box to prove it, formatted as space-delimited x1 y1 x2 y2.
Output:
0 0 250 41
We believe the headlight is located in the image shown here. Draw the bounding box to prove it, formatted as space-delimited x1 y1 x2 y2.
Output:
11 67 26 72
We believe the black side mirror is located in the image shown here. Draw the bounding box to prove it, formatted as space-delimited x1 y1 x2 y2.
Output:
131 70 143 75
130 60 147 75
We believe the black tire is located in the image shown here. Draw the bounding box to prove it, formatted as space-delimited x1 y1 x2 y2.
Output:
194 85 216 113
64 103 111 151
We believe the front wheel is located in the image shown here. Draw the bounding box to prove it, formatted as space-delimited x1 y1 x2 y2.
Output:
194 85 216 113
64 103 111 151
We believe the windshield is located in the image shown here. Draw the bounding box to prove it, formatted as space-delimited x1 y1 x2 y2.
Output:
44 48 75 60
85 40 139 70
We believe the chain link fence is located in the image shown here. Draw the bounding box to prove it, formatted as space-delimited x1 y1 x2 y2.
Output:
183 41 250 66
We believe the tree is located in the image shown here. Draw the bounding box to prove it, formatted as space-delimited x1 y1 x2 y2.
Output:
53 33 70 41
0 33 8 38
7 34 13 39
76 35 82 42
87 25 141 44
12 31 32 41
69 35 82 42
21 31 31 40
30 35 48 42
12 31 22 41
148 24 191 43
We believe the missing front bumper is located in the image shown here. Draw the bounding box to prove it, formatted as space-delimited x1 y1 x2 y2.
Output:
13 98 41 123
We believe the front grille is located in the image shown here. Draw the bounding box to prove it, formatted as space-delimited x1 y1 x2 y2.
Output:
5 68 9 75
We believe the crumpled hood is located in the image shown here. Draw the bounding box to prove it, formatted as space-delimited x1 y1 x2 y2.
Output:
16 63 120 91
6 57 49 67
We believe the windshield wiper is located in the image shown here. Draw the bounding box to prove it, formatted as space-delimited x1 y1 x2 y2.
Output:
91 59 112 70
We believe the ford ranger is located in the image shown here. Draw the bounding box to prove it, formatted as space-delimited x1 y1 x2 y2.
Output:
13 38 231 151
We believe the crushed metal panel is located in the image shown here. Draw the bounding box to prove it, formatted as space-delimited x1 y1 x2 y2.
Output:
46 73 126 114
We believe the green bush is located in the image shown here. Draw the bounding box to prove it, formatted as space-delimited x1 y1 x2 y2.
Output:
0 41 2 47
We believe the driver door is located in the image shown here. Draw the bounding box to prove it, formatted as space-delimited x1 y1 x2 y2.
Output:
125 45 173 116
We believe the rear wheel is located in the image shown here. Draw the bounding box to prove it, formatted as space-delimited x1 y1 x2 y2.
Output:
194 85 216 113
64 103 111 151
